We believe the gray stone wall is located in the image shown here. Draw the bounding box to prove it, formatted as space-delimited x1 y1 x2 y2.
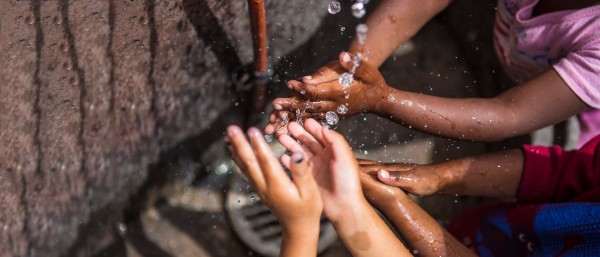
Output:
0 1 326 256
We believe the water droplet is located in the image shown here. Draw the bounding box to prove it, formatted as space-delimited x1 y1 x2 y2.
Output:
356 24 368 44
338 72 354 88
326 111 339 125
250 195 256 202
264 134 273 143
351 2 366 18
300 89 306 95
344 93 350 99
340 26 346 32
328 1 341 14
336 104 348 114
117 223 127 234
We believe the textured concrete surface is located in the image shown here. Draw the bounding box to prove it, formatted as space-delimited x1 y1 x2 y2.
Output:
0 1 326 256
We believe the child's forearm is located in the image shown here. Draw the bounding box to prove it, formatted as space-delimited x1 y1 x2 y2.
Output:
434 149 524 198
368 69 587 142
349 0 453 67
280 225 320 257
374 192 476 257
331 200 412 257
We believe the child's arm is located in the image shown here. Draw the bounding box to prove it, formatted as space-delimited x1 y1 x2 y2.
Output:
278 119 412 257
303 0 453 85
362 148 524 198
226 126 321 257
264 0 452 135
277 52 589 142
361 172 476 257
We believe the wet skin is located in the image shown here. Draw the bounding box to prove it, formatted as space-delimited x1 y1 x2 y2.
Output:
266 51 588 143
359 148 524 198
278 118 411 257
265 0 594 141
226 126 321 257
227 121 411 257
360 172 476 257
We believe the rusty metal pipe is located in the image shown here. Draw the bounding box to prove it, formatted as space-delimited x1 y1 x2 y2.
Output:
247 0 268 119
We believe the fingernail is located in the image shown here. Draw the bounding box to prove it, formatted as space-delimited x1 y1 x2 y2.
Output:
342 52 351 63
292 152 304 163
274 104 282 110
303 75 312 81
287 83 293 89
247 127 261 137
379 169 390 179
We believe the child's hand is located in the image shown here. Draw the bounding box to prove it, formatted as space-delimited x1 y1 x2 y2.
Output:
360 169 406 206
361 163 443 196
265 52 391 135
276 119 368 222
226 126 322 234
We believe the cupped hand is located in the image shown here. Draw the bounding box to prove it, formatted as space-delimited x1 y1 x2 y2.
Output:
226 126 322 231
277 118 368 222
265 52 391 135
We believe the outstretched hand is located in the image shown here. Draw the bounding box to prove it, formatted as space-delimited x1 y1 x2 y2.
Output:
226 126 322 233
265 52 391 136
277 118 368 222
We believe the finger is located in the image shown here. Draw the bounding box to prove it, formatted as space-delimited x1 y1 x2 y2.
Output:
303 118 326 144
227 125 266 190
280 154 291 169
278 133 313 158
288 80 314 98
273 97 303 111
303 101 339 113
321 126 356 164
377 169 416 188
356 158 378 165
288 152 318 198
302 60 341 85
338 52 384 86
247 127 290 187
288 121 323 153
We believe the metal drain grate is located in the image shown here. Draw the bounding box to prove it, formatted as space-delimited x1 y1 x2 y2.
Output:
226 169 337 257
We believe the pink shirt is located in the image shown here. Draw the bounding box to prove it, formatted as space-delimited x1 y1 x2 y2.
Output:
493 0 600 147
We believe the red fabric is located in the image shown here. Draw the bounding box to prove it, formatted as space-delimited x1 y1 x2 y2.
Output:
517 135 600 204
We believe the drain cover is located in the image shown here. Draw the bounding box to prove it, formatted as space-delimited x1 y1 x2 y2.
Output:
225 169 337 257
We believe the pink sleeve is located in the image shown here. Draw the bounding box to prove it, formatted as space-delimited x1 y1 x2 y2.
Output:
517 135 600 203
553 36 600 109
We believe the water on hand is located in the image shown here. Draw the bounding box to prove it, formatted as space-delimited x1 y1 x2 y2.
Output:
326 111 339 125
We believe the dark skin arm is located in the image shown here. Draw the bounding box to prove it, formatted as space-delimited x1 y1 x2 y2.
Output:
360 172 476 257
271 52 589 142
359 148 524 198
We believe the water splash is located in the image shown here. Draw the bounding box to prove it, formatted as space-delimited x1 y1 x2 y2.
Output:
328 1 341 14
336 104 348 114
351 2 366 18
356 24 368 44
338 72 354 88
326 111 339 125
